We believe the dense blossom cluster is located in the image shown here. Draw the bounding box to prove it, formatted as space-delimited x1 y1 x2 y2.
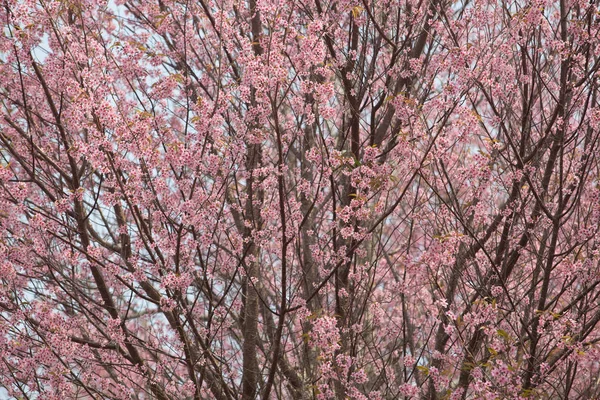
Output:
1 0 600 399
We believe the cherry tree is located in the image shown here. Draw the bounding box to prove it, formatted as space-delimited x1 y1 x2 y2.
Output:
1 0 600 398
